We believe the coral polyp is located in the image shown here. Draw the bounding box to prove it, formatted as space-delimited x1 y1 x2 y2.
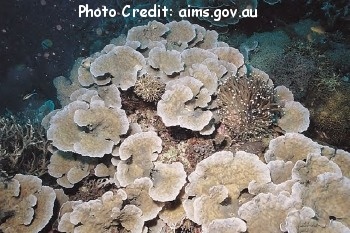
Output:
217 75 280 142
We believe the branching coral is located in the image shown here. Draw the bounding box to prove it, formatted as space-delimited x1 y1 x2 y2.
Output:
217 75 280 141
0 115 49 176
270 52 317 100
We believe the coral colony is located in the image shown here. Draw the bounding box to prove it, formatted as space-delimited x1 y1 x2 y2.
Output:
1 19 350 233
217 75 279 142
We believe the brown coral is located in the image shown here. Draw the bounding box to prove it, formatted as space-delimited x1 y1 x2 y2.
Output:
58 190 144 233
282 207 350 233
306 85 350 150
126 20 169 49
186 150 271 202
264 133 321 164
124 178 164 222
292 173 350 228
47 98 129 158
48 150 97 188
148 46 184 75
217 75 279 142
157 83 213 132
165 20 196 51
277 101 310 133
148 162 187 202
0 174 56 233
0 115 49 176
117 131 162 187
73 99 129 157
90 46 146 90
238 192 301 233
134 74 166 102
